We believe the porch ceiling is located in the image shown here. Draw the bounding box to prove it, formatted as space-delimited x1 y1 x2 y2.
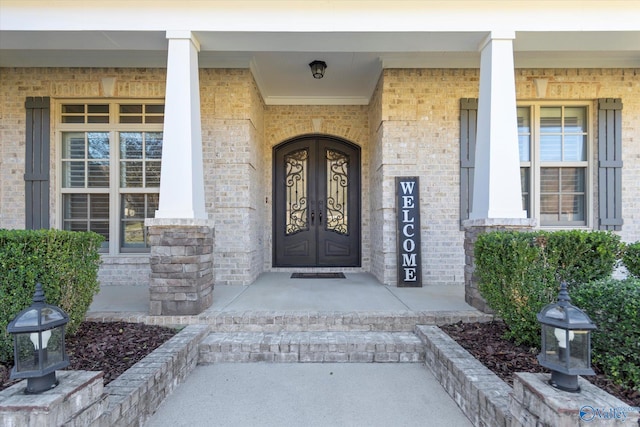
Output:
1 29 639 105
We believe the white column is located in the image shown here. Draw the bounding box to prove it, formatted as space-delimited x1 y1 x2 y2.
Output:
155 31 207 220
469 31 526 220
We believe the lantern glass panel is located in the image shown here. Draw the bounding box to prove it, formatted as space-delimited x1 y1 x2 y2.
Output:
42 327 65 365
567 306 590 324
569 331 589 369
15 333 38 373
542 324 560 363
544 306 564 321
40 307 65 326
13 309 38 328
13 327 65 374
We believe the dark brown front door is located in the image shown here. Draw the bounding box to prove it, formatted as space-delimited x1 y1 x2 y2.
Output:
273 135 361 267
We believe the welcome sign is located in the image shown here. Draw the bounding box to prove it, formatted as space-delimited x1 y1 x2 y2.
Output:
396 177 422 287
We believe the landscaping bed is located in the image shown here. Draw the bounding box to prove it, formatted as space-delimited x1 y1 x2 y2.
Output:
0 321 176 391
2 319 637 410
441 320 640 407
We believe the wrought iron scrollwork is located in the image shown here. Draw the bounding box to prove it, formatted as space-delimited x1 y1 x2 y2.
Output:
325 149 349 235
285 149 308 235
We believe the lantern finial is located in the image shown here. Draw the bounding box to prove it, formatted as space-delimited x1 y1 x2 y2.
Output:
558 281 571 306
33 282 46 304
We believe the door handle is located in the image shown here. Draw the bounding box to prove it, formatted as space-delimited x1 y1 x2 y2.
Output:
319 201 323 224
311 210 315 224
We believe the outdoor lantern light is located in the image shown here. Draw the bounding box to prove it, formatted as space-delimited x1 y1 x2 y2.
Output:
7 282 70 394
537 281 596 392
309 60 327 79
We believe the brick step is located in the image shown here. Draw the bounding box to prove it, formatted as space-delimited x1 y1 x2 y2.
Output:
198 331 425 363
88 311 494 331
200 311 493 332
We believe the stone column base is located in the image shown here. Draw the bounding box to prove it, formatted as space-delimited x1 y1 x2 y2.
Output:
146 218 214 316
510 372 640 426
462 218 536 313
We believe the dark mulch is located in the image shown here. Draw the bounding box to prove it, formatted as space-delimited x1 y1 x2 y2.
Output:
0 321 176 391
441 321 640 407
3 320 638 408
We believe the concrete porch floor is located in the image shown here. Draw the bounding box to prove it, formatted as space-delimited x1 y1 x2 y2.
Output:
88 272 476 315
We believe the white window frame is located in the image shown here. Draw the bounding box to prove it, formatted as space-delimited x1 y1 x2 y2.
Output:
56 99 164 255
518 100 594 229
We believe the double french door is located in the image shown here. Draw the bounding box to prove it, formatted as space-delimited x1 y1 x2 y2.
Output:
273 136 361 267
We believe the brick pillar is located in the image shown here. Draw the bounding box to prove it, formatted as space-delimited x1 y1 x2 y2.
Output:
510 373 640 426
146 219 214 316
0 371 106 426
463 218 535 313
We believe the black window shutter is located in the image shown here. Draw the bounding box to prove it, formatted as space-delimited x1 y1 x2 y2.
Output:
597 98 623 231
24 96 51 230
460 98 478 226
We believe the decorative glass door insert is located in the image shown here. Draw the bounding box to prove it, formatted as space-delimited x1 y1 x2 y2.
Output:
274 136 360 267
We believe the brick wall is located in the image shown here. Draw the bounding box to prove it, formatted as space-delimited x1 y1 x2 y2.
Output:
98 256 151 287
200 69 265 285
375 68 640 285
369 76 386 283
98 324 209 426
0 67 166 286
376 69 480 285
1 67 638 289
514 68 640 245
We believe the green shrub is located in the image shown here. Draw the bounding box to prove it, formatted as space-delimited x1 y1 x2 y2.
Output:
475 230 621 347
0 229 103 363
544 230 623 286
571 278 640 391
622 241 640 278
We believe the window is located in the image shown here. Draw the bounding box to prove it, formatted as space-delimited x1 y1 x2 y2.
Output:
517 103 591 227
59 101 164 253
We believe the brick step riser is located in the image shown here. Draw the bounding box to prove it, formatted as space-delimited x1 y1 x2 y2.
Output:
203 312 493 333
88 312 494 332
198 332 426 364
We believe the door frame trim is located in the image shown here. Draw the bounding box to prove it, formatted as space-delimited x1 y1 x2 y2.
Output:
272 133 362 268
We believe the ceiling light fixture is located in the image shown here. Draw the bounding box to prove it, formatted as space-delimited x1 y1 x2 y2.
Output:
309 60 327 79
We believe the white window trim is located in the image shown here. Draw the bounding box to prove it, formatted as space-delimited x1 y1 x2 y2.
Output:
55 99 164 256
518 100 594 230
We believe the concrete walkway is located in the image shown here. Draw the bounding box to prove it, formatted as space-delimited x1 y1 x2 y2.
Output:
87 273 481 427
89 272 474 314
145 363 472 427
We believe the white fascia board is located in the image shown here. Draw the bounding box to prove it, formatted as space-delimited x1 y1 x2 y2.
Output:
2 1 639 33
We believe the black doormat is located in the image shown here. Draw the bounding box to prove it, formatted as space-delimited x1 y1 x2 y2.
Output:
291 273 346 279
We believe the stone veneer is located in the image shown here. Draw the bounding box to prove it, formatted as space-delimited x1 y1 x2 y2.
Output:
146 219 214 316
462 218 536 312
